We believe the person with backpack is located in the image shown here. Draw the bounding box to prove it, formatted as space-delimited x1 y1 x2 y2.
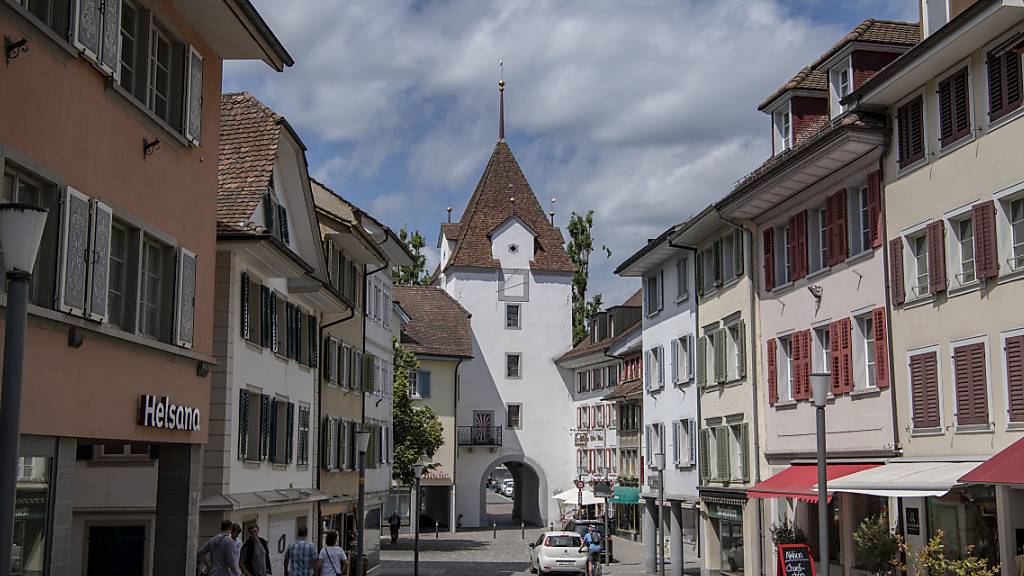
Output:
240 524 271 576
315 531 348 576
582 524 603 576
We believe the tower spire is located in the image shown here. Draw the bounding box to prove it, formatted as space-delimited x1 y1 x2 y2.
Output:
498 60 505 142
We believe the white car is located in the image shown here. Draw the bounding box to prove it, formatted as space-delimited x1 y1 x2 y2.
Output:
503 483 514 497
529 531 587 574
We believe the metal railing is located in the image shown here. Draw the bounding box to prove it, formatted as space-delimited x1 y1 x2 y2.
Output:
457 426 502 446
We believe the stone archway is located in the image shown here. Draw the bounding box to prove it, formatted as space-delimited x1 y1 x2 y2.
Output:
476 453 548 528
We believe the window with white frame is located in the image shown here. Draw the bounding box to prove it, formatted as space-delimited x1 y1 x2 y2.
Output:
727 321 743 381
1010 197 1024 270
139 237 169 339
645 271 663 315
672 419 695 467
646 346 664 390
816 208 828 271
506 353 522 379
847 186 872 255
409 369 430 398
676 256 689 300
673 335 693 384
814 326 831 373
830 61 852 117
774 106 792 153
775 225 792 285
701 246 715 294
779 335 794 401
505 303 521 329
856 314 877 390
954 215 976 285
911 233 929 297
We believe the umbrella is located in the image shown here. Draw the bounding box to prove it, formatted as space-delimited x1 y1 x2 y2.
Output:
553 488 604 506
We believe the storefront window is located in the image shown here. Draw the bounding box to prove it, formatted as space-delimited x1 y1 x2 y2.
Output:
928 486 999 565
853 495 885 569
720 520 744 575
12 456 51 576
805 498 841 562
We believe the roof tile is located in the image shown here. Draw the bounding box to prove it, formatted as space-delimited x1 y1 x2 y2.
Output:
393 286 474 358
218 92 282 235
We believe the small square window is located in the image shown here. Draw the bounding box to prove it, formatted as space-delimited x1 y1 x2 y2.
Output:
506 353 522 379
505 304 521 329
507 404 522 429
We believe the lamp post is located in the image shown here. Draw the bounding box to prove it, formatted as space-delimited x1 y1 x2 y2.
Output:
0 204 49 576
653 451 666 576
412 463 425 576
811 372 831 576
353 427 371 576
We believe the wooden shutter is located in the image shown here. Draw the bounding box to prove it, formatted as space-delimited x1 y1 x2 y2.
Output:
897 96 925 167
840 319 853 393
173 247 197 349
889 238 906 305
268 399 279 463
737 321 747 379
872 308 890 388
286 402 295 464
938 69 970 147
716 427 730 482
733 229 745 277
739 423 750 483
86 199 113 322
241 272 252 340
989 49 1022 121
259 394 271 461
714 329 727 384
926 221 947 293
713 240 724 285
827 190 848 266
867 171 882 248
767 338 778 405
792 331 807 400
699 428 711 483
672 421 681 465
789 211 808 281
320 418 331 470
697 337 707 388
185 47 204 145
657 345 665 388
972 201 999 280
910 352 941 429
308 315 318 369
1005 335 1024 423
363 353 374 391
671 338 680 384
58 187 91 316
238 390 249 460
829 321 843 394
954 343 989 426
270 292 279 352
99 0 121 75
278 205 290 245
695 251 704 297
763 228 776 291
74 0 102 59
686 335 695 382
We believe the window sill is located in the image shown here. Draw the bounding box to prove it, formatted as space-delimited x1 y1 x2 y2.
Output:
1007 421 1024 431
954 424 993 434
896 156 929 179
769 281 795 296
936 132 977 159
844 249 875 266
15 298 215 365
986 104 1024 136
902 293 936 310
675 293 690 304
773 400 798 409
910 427 944 437
806 267 831 281
997 267 1024 286
106 82 191 149
947 280 982 298
850 387 881 399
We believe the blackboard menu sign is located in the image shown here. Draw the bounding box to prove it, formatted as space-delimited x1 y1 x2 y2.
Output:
777 544 816 576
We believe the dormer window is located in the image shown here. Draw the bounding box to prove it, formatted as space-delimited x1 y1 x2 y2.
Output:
773 105 793 153
830 59 852 118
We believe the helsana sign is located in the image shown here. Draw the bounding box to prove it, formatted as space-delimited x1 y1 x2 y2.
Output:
138 395 201 432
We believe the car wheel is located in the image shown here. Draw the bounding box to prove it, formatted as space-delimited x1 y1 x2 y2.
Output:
530 561 537 574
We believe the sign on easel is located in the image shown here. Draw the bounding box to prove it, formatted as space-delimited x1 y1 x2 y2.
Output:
777 544 816 576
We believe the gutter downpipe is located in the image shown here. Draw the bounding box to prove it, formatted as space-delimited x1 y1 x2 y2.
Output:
452 357 465 533
717 214 765 576
667 238 699 564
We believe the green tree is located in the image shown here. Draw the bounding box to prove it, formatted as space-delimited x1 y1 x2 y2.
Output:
853 512 899 575
393 227 428 285
567 210 609 344
895 530 1000 576
391 338 444 485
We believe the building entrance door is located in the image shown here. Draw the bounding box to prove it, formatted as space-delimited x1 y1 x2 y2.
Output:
86 525 145 576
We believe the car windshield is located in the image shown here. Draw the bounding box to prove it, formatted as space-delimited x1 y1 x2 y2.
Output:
545 535 581 548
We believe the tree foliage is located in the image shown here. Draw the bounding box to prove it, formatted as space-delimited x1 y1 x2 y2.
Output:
391 338 444 485
393 227 429 285
853 512 899 575
894 530 1000 576
567 210 608 344
769 519 808 546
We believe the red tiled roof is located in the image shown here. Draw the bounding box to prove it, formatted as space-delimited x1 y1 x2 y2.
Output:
558 320 641 363
393 285 474 358
602 379 642 401
441 222 461 240
218 92 283 234
444 141 574 274
758 19 920 110
620 289 643 308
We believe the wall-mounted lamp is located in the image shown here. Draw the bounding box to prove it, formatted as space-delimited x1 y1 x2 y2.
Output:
196 361 210 378
67 326 85 349
5 35 28 66
807 284 823 299
143 138 161 160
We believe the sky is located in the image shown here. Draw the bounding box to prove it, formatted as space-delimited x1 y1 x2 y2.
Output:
224 0 919 306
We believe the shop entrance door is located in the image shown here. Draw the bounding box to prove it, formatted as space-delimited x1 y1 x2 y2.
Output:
87 525 145 576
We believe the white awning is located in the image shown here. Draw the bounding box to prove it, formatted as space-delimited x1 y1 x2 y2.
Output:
822 461 982 498
554 488 605 506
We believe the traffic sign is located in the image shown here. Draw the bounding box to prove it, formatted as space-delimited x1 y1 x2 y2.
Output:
574 479 586 490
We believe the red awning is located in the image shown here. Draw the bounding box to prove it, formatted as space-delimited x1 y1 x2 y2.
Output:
748 464 881 503
959 436 1024 486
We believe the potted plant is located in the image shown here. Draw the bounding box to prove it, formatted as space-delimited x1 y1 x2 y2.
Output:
853 513 899 576
770 519 808 546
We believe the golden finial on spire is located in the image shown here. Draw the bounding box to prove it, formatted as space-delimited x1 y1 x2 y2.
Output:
498 60 506 142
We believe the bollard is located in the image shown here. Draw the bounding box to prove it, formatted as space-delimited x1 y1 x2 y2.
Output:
492 522 497 539
435 522 439 539
550 523 553 532
521 521 525 540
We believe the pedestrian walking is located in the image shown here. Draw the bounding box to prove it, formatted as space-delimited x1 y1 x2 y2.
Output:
388 511 402 545
240 524 271 576
198 520 241 576
283 525 318 576
316 531 348 576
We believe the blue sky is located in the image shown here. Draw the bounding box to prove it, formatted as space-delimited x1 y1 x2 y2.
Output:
224 0 918 305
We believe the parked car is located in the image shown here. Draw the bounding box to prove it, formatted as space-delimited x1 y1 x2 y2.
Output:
503 483 514 497
561 519 607 562
529 531 586 574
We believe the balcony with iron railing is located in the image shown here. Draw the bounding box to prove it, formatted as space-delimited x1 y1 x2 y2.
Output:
457 426 502 447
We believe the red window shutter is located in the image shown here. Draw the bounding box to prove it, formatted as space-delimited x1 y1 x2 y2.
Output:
867 171 882 248
1006 335 1024 423
969 344 989 425
954 343 989 426
989 52 1005 118
829 320 843 395
897 96 925 167
840 318 854 393
872 308 889 388
767 339 778 405
938 76 954 145
791 332 805 400
827 190 848 266
763 228 776 291
972 201 999 280
889 238 906 305
910 352 941 429
801 330 813 399
926 221 947 293
952 69 971 142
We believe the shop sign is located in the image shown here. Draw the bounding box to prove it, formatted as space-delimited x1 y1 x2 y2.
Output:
575 432 589 446
905 507 920 536
593 480 613 498
777 544 816 576
138 395 201 432
706 502 742 522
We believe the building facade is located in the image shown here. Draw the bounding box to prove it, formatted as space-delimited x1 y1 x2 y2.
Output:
0 2 288 574
602 326 644 542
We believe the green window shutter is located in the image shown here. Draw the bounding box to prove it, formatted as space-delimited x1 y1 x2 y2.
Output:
286 402 295 464
697 337 707 387
716 426 730 482
696 252 704 297
699 428 711 484
260 285 271 348
259 394 271 460
713 240 724 285
238 390 249 460
733 229 744 277
363 353 374 391
241 272 250 340
740 423 750 483
268 398 278 463
737 321 747 379
714 329 727 383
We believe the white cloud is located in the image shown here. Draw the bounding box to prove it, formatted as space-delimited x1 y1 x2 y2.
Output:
227 0 914 301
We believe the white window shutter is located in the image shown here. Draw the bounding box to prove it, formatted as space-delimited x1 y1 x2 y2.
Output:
185 46 204 146
658 423 666 455
173 247 197 348
645 425 652 461
658 270 665 310
58 187 92 316
644 351 651 390
686 335 695 381
74 0 102 60
688 420 697 467
658 346 665 388
671 339 680 384
99 0 121 76
85 199 113 322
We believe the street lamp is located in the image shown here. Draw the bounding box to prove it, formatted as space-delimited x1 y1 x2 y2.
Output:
353 427 371 576
811 372 831 576
412 462 425 576
0 203 49 576
652 451 666 576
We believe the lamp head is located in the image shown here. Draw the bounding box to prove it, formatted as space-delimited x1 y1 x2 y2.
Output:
354 428 371 453
811 372 830 408
412 463 425 479
653 452 665 471
0 204 48 275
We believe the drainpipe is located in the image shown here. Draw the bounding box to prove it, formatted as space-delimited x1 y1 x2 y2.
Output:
715 215 766 576
452 357 465 532
874 143 900 455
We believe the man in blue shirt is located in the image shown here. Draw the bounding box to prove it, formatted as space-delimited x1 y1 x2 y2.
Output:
583 525 603 576
283 525 318 576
